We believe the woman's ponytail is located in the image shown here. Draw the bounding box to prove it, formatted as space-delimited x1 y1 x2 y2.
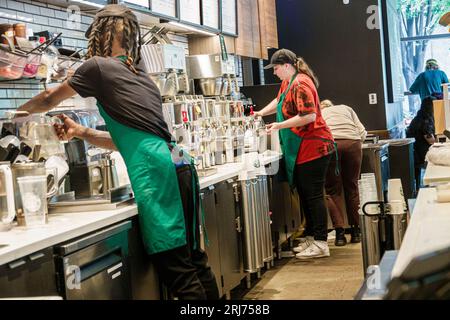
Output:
295 57 319 88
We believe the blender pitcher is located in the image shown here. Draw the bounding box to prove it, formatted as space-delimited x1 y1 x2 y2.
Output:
0 162 15 231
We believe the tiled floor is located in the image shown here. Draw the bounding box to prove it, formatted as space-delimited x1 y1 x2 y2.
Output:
238 236 365 300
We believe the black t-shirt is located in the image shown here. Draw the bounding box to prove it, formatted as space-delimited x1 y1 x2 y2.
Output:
406 111 435 166
68 56 172 142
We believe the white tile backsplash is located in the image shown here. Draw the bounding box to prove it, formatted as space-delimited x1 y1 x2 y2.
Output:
39 7 55 17
7 0 23 11
23 3 40 14
33 15 49 25
48 17 63 27
0 0 192 111
0 8 17 19
54 9 68 20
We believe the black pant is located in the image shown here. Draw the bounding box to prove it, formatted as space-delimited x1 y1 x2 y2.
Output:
294 154 331 241
151 165 219 300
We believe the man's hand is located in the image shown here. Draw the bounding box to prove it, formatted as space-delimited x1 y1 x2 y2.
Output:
253 111 263 117
54 114 85 141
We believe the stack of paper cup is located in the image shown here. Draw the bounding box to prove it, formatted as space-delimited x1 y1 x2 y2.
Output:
387 178 406 210
358 173 379 215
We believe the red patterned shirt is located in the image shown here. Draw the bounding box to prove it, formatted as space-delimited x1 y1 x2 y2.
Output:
277 73 334 164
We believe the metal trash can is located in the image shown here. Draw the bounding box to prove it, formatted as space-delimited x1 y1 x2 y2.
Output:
359 206 382 273
361 200 409 274
240 175 273 274
385 205 409 250
361 143 390 201
256 175 273 265
241 178 262 273
379 138 416 199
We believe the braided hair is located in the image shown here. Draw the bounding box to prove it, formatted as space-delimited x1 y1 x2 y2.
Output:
86 15 142 72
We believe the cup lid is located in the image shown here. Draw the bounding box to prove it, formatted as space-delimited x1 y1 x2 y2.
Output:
17 175 46 182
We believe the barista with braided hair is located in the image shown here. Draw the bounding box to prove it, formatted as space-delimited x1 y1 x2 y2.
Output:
18 4 219 300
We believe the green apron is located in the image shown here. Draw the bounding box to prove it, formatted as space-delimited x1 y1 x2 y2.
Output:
277 73 302 187
277 74 339 187
95 56 186 255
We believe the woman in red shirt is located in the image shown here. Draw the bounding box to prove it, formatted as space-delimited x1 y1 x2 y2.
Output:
255 49 335 259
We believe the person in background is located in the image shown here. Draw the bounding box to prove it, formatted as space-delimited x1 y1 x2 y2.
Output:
320 100 367 245
254 49 335 259
409 59 449 101
18 4 218 300
406 96 437 190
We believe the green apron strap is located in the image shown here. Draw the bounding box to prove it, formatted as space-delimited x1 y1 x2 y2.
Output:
190 162 199 250
199 194 209 247
333 142 340 176
277 73 303 187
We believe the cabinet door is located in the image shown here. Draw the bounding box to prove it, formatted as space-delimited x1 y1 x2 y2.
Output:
127 216 161 300
200 187 223 297
214 181 244 292
289 188 302 235
258 0 278 50
268 176 289 243
250 0 262 59
0 247 58 298
235 0 262 58
235 0 253 58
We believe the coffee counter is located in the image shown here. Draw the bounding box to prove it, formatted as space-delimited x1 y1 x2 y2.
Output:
391 187 450 278
199 150 282 189
0 204 138 266
0 151 282 266
422 163 450 185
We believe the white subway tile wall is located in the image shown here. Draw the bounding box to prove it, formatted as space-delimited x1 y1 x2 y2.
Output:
0 0 189 115
0 0 244 116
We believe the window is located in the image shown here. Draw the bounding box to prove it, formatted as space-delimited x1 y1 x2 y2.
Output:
398 0 450 118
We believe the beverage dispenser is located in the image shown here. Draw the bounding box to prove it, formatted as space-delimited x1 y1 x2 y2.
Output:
186 54 238 97
141 44 189 97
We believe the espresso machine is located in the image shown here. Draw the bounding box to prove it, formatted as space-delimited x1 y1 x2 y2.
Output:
45 108 120 200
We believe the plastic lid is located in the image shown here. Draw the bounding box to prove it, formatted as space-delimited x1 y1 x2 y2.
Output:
16 175 46 182
379 138 415 146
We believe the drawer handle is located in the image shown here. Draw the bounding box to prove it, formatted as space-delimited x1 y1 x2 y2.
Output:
8 259 26 269
107 262 123 274
29 252 45 261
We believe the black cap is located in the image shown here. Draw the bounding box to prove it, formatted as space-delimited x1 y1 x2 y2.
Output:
85 4 138 38
264 49 297 69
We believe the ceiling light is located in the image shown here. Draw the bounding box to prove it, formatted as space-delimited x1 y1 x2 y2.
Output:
70 0 104 8
168 21 217 36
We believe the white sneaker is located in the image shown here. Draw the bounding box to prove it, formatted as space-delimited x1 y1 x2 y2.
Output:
328 230 336 240
295 240 330 259
293 236 314 253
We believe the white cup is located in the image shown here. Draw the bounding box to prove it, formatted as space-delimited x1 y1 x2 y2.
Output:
388 179 404 202
388 200 404 214
17 175 47 227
